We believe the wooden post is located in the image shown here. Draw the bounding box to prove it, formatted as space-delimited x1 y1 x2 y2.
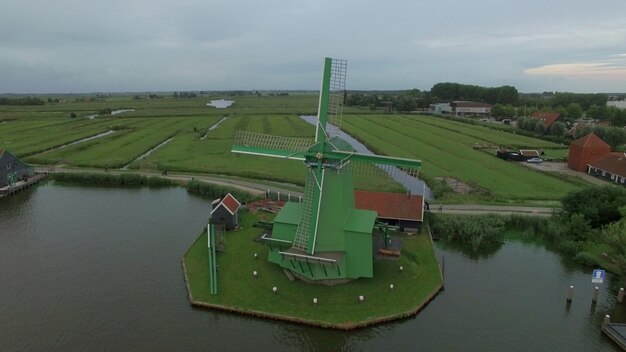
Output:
566 285 574 302
618 288 624 303
592 286 599 303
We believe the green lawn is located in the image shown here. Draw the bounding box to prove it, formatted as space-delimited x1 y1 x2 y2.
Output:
183 210 443 327
341 114 582 201
2 94 589 201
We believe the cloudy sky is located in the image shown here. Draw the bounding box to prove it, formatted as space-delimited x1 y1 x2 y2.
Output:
2 0 626 94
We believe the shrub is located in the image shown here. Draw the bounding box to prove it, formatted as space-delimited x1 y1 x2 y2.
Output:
185 180 260 203
431 214 505 251
573 252 597 267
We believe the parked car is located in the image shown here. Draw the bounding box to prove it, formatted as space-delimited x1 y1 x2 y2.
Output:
526 158 543 163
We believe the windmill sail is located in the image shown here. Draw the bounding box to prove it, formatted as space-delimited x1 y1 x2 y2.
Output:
231 57 423 281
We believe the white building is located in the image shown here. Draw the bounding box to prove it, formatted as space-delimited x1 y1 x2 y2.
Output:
607 101 626 110
431 101 492 116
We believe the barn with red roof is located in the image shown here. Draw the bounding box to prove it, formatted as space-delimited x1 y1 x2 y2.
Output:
531 111 561 130
354 190 424 233
210 193 241 230
567 133 611 172
588 153 626 186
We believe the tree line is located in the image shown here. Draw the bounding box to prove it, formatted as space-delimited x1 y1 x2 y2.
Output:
0 96 45 105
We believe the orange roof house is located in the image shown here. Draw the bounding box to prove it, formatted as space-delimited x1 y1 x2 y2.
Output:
354 190 424 233
567 133 611 172
531 111 561 130
588 153 626 186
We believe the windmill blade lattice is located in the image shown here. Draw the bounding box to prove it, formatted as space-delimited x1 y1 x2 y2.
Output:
234 130 314 155
326 59 347 139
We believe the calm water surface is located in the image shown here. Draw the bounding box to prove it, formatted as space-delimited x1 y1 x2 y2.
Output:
0 183 623 351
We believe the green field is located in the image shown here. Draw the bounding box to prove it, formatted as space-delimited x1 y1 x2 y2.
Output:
183 210 443 327
341 114 582 202
1 94 590 201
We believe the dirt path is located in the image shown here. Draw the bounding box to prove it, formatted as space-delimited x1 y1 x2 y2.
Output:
38 166 558 216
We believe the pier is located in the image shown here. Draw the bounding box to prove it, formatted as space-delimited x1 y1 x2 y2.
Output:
602 315 626 350
0 174 46 199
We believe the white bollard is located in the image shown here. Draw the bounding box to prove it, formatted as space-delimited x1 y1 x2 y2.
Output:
592 287 599 303
313 298 318 305
399 266 404 273
253 271 258 278
390 284 394 291
277 192 280 201
288 194 291 202
567 285 574 302
605 314 611 327
358 295 364 303
272 286 278 294
254 253 258 259
618 288 624 303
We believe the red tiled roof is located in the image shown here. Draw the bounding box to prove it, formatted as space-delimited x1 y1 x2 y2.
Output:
589 152 626 177
570 133 611 149
354 190 424 221
211 193 241 215
531 111 560 128
519 150 539 157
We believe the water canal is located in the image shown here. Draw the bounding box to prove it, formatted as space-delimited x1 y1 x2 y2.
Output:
0 183 623 351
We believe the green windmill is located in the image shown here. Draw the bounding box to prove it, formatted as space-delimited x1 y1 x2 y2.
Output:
232 57 422 282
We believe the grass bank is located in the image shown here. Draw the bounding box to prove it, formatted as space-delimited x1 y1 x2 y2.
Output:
183 210 443 328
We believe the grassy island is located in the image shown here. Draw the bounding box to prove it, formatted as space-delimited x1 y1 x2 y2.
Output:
182 210 443 329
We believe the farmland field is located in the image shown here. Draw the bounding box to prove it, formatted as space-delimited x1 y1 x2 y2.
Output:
341 114 582 201
1 94 589 201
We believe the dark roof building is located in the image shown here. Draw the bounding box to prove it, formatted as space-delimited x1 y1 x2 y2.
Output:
531 112 561 129
587 153 626 186
354 190 424 233
210 193 241 230
567 133 611 172
0 149 34 189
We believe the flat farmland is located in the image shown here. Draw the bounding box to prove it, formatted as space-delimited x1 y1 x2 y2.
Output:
2 95 587 200
341 114 582 201
0 118 115 157
25 117 212 168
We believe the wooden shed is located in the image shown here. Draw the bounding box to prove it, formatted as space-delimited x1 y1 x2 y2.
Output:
210 193 241 230
0 149 34 189
354 190 424 233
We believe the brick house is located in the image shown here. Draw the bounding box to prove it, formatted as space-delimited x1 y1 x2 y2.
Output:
567 133 611 172
588 153 626 186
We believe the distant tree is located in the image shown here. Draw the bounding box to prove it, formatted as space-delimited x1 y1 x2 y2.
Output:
566 103 583 120
69 112 77 118
534 121 546 134
574 125 593 139
561 186 626 228
603 127 626 149
587 105 608 120
610 108 626 127
549 121 566 135
491 104 505 118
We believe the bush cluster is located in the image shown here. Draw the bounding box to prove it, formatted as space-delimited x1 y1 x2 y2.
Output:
51 172 174 187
